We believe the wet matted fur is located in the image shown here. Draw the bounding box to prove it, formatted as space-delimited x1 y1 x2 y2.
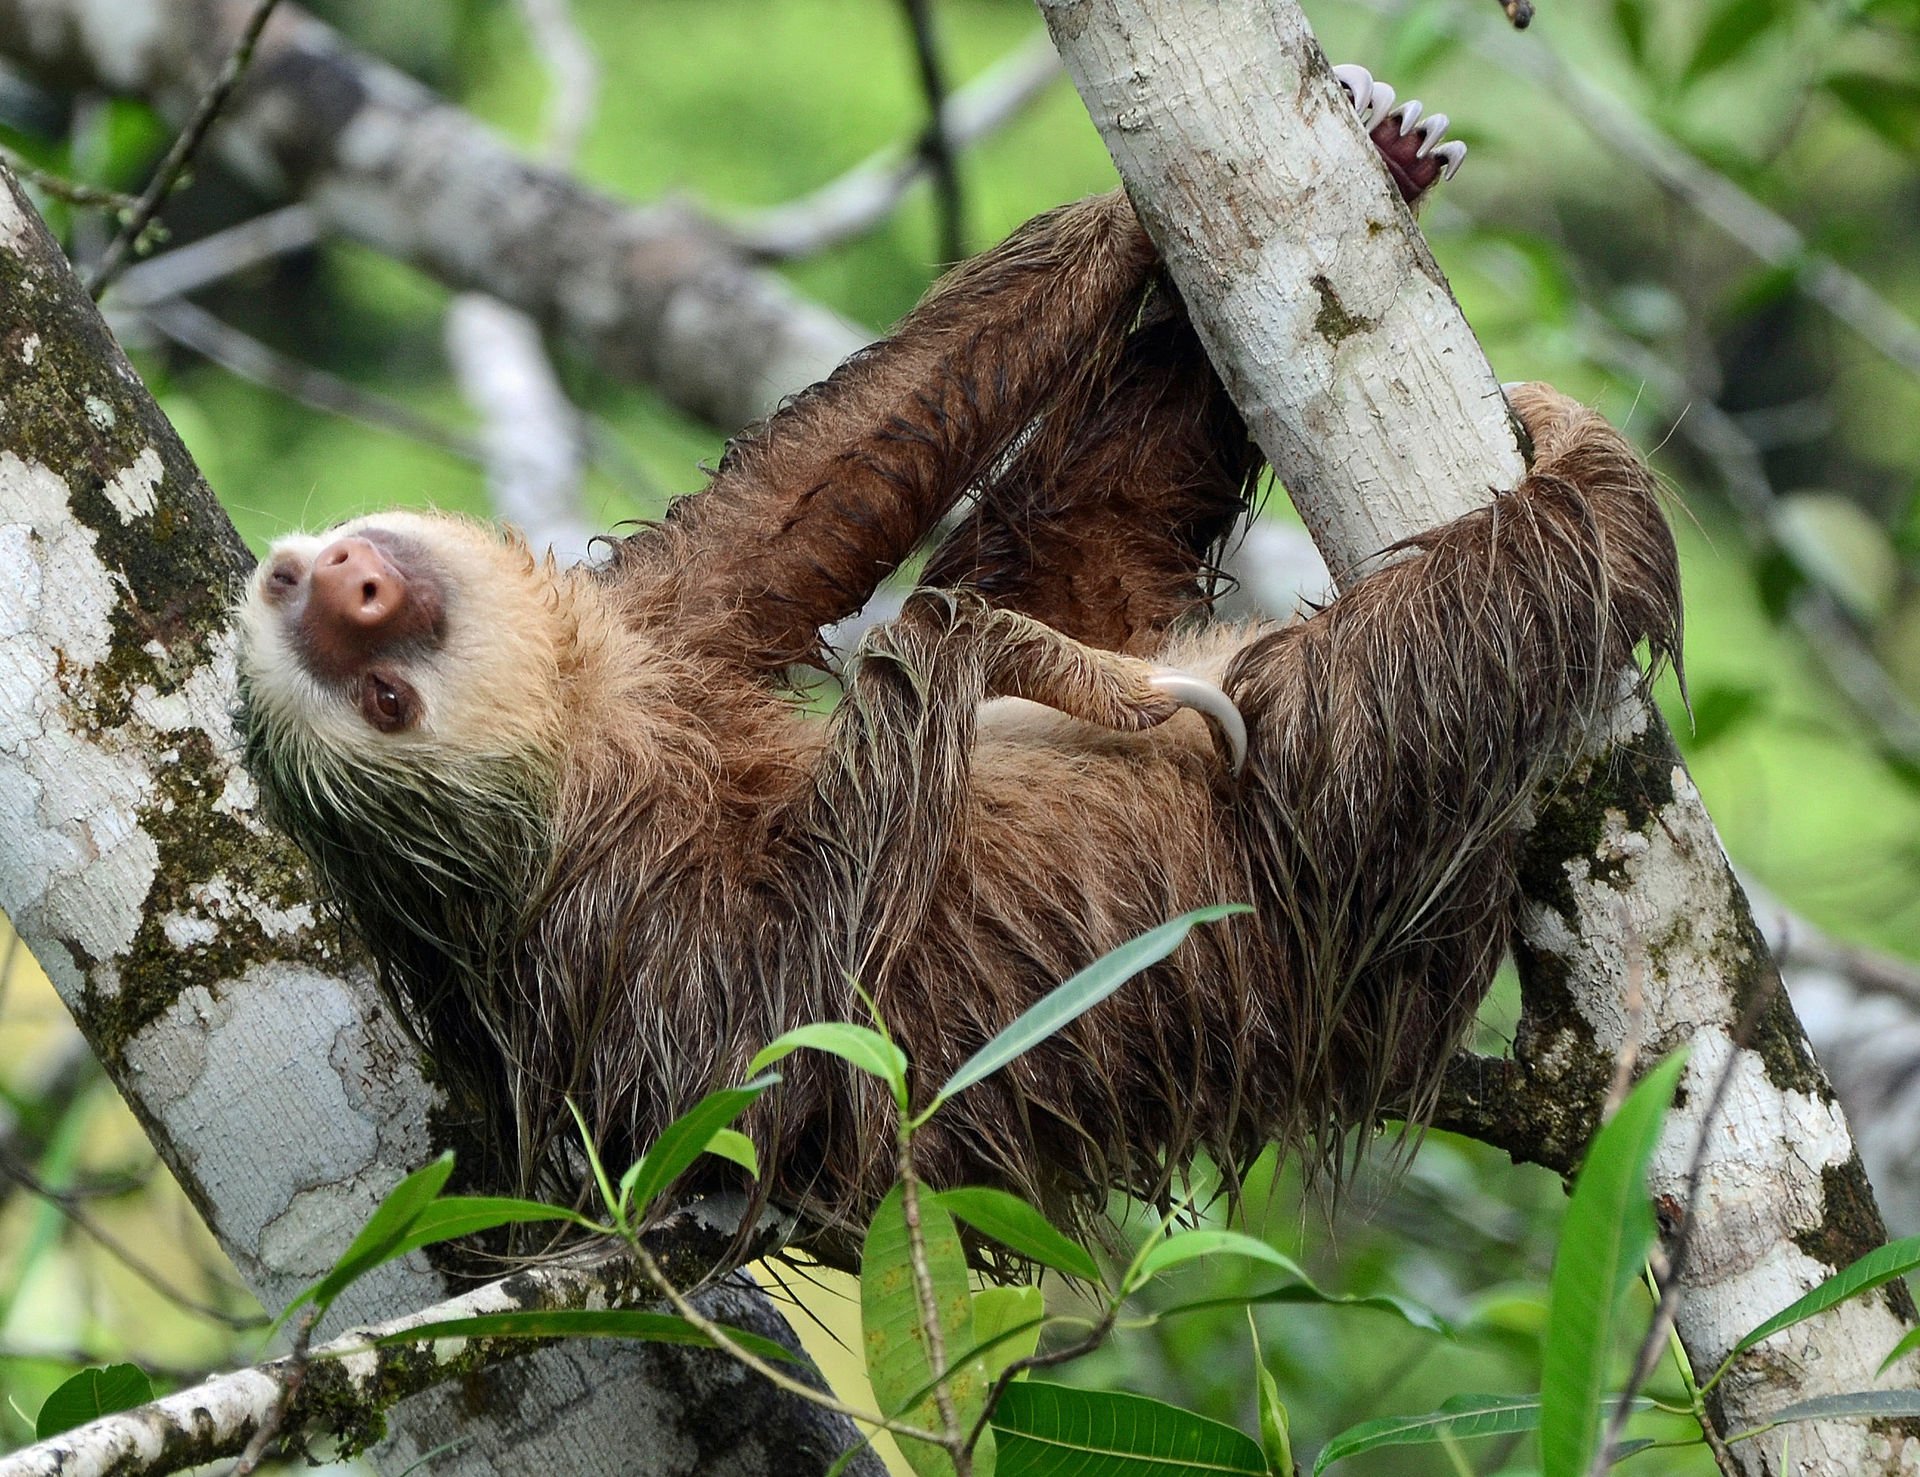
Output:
235 191 1681 1264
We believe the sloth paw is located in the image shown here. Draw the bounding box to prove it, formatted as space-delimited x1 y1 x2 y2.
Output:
1148 669 1248 775
1332 63 1466 207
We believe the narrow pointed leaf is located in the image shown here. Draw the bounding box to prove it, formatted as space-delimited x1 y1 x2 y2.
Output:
1539 1051 1688 1477
991 1381 1266 1475
752 1024 908 1104
36 1364 153 1440
1251 1317 1292 1477
292 1151 456 1319
387 1196 593 1261
1879 1324 1920 1376
367 1309 798 1364
1158 1281 1449 1336
1733 1235 1920 1357
617 1075 779 1222
1746 1389 1920 1426
934 1186 1101 1282
862 1184 996 1477
931 905 1250 1111
1314 1394 1653 1474
1135 1228 1307 1288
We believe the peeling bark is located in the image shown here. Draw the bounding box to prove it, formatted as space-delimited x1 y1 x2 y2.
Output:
1039 3 1918 1472
0 163 875 1477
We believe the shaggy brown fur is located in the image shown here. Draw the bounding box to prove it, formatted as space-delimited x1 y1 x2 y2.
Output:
236 185 1680 1264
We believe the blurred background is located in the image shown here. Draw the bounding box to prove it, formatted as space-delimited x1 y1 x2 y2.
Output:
3 0 1920 1471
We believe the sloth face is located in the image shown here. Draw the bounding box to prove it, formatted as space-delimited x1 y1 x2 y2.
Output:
236 510 572 782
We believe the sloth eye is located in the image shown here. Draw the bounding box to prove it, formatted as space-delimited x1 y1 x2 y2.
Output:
360 672 418 733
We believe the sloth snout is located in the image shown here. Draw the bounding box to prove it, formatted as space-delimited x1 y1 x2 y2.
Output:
311 536 408 632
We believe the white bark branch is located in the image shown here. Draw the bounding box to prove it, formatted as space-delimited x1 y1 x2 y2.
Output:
1037 5 1915 1473
0 1208 825 1477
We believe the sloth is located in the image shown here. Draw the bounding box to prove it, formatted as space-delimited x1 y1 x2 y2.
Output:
235 69 1678 1261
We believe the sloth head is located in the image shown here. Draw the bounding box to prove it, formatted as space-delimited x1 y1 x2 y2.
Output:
234 512 576 968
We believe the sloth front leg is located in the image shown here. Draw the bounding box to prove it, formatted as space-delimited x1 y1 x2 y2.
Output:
805 591 1243 975
966 601 1247 772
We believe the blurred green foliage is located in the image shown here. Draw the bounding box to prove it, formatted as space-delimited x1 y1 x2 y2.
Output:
7 0 1920 1470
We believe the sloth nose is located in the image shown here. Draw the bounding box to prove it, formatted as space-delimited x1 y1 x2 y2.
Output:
310 536 408 631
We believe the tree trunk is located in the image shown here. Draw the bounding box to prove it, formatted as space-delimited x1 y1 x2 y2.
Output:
1037 3 1917 1472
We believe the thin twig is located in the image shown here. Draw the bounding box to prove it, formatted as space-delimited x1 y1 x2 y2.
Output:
228 1306 316 1477
963 1304 1119 1457
894 1126 969 1473
0 146 138 213
1589 979 1781 1475
899 0 965 263
732 33 1059 261
0 1152 266 1331
629 1245 945 1447
110 205 320 307
88 0 288 297
142 297 486 464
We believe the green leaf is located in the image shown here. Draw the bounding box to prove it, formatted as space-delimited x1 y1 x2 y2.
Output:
567 1097 620 1217
1682 0 1782 86
1746 1389 1920 1426
1314 1394 1653 1474
752 1023 908 1107
1879 1324 1920 1376
1539 1051 1688 1477
617 1076 779 1223
1826 71 1920 155
930 904 1249 1115
387 1196 593 1261
971 1285 1046 1382
1251 1316 1293 1477
991 1381 1266 1476
35 1364 154 1440
861 1184 996 1477
1734 1235 1920 1359
890 1291 1046 1418
291 1151 457 1321
366 1309 799 1364
932 1187 1101 1283
1157 1280 1450 1337
703 1128 760 1179
1134 1229 1307 1290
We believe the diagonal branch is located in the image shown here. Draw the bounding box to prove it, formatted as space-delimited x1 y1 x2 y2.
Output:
731 33 1061 262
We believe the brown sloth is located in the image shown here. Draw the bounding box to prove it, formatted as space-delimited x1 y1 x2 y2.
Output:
235 72 1678 1261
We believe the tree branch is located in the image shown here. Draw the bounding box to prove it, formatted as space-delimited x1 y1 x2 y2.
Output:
0 1225 859 1477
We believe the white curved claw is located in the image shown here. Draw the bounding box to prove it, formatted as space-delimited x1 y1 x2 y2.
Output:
1391 98 1423 136
1149 669 1248 776
1331 64 1395 127
1433 140 1467 179
1332 63 1374 113
1415 112 1452 159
